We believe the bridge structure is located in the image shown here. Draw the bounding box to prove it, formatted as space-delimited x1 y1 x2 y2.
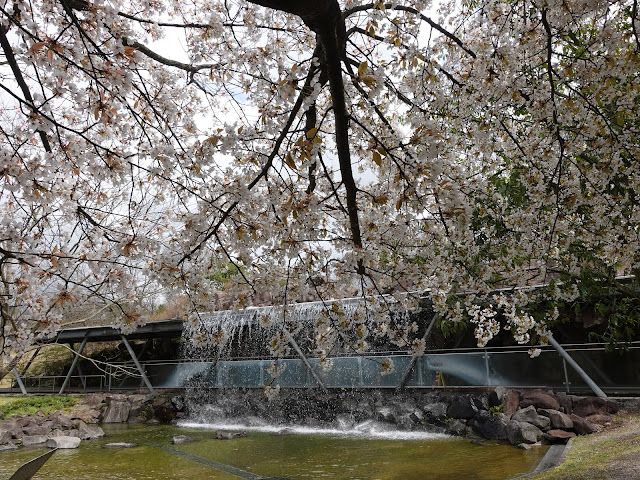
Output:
4 310 639 397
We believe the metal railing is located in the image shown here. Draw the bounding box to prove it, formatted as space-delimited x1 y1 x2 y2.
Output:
8 374 106 393
6 343 639 394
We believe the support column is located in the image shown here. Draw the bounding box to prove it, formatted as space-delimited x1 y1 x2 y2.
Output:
397 313 439 390
283 328 327 393
59 334 89 394
548 336 606 398
12 368 28 395
120 335 154 393
20 347 41 376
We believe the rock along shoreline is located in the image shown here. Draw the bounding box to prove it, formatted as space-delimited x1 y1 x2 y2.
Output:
1 388 638 452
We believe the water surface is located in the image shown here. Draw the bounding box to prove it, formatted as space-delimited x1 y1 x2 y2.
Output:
0 424 546 480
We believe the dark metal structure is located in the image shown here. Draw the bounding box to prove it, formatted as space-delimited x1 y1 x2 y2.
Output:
10 319 183 395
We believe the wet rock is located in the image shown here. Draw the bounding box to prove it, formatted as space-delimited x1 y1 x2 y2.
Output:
0 444 18 452
520 391 560 411
375 406 398 424
409 410 424 424
104 442 138 448
422 402 448 425
171 435 195 445
569 414 600 435
153 405 177 423
102 401 131 423
506 420 543 445
516 443 532 450
335 414 355 430
21 435 48 446
447 396 477 420
46 436 81 449
471 412 508 441
445 419 469 436
215 430 247 440
538 409 573 430
171 396 185 412
543 429 576 444
75 421 105 440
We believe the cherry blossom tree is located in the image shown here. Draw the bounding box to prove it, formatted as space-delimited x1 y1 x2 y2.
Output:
1 0 639 380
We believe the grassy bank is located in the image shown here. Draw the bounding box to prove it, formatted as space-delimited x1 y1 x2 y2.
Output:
0 395 81 418
526 413 640 480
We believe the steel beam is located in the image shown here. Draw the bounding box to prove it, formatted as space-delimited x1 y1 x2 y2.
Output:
397 313 439 390
283 328 327 392
120 335 154 393
58 334 89 394
548 336 607 398
20 347 41 376
12 368 28 395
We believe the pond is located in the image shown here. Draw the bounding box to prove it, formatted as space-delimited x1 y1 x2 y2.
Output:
0 424 547 480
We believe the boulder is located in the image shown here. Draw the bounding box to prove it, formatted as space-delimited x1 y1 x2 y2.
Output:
572 397 619 418
335 414 355 430
102 401 131 423
555 393 573 415
0 429 12 444
520 391 560 411
503 390 520 417
409 410 424 423
538 409 573 430
153 405 177 423
586 414 613 426
83 394 106 408
422 402 448 425
51 414 75 429
506 420 543 445
375 406 398 424
511 406 551 430
104 442 138 448
489 387 508 407
445 419 469 436
0 444 18 452
569 414 600 435
21 435 48 446
215 430 247 440
46 436 81 449
75 421 105 440
171 396 186 412
471 412 508 440
447 396 478 420
22 425 51 437
171 435 195 445
543 429 576 444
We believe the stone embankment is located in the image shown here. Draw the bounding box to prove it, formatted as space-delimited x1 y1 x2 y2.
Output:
186 388 636 448
1 389 637 452
0 392 185 451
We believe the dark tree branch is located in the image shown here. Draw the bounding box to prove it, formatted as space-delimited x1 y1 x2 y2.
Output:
0 27 52 152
